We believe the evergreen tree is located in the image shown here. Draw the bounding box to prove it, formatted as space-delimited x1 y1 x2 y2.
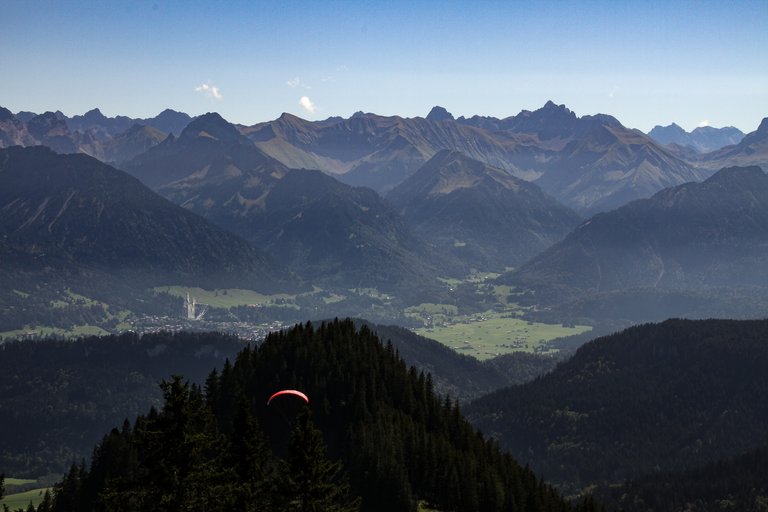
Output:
228 400 277 512
283 410 359 512
37 490 53 512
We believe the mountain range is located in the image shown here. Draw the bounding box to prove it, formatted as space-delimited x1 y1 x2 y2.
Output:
245 101 710 214
122 113 451 299
3 102 766 217
1 102 767 327
648 123 744 153
0 107 192 166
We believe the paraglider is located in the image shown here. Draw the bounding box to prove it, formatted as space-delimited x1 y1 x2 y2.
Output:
267 389 309 406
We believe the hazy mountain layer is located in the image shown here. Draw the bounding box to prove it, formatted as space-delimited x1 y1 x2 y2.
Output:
648 122 744 153
0 106 192 164
698 117 768 172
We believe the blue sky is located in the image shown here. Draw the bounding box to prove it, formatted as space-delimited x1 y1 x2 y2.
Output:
1 0 766 132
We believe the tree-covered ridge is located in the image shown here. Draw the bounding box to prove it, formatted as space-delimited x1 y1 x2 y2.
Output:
595 444 768 512
36 319 601 512
0 331 242 476
467 318 768 491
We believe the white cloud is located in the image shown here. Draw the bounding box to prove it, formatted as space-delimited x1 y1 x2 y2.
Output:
195 83 223 100
299 96 316 114
697 120 710 127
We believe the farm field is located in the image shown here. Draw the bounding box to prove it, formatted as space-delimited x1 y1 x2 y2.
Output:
154 286 300 309
1 324 110 340
414 310 592 360
1 488 51 510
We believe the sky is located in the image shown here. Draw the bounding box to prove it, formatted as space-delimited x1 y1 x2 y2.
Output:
1 0 767 133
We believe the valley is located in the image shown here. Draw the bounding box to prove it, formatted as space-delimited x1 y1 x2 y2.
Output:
1 102 767 512
4 2 768 510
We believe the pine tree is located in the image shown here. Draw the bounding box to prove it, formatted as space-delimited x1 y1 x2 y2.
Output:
37 490 53 512
229 401 276 512
283 410 360 512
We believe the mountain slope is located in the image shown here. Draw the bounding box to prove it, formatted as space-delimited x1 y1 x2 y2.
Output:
505 165 768 307
0 145 291 291
467 318 768 491
389 150 581 270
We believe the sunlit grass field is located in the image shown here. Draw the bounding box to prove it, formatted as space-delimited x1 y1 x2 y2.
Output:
414 310 591 360
154 286 299 309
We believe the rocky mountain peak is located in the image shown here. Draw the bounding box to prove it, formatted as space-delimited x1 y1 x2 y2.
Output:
0 107 15 122
180 112 242 143
426 106 454 122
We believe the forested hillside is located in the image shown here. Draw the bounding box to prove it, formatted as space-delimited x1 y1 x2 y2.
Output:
0 332 243 476
595 444 768 512
467 318 768 491
34 320 601 512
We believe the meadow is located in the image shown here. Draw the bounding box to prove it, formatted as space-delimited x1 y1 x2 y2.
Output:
414 310 591 360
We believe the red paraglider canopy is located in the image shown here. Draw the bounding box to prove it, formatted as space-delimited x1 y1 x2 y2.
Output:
267 389 309 406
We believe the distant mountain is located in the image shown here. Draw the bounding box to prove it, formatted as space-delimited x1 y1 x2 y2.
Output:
3 103 708 214
648 122 744 153
123 113 451 298
425 105 455 122
699 117 768 172
243 109 533 194
66 107 137 140
0 145 292 292
526 105 704 214
25 111 81 153
144 108 194 136
99 123 168 166
504 165 768 310
388 150 581 270
467 318 768 491
0 107 36 147
0 107 193 165
22 107 193 138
